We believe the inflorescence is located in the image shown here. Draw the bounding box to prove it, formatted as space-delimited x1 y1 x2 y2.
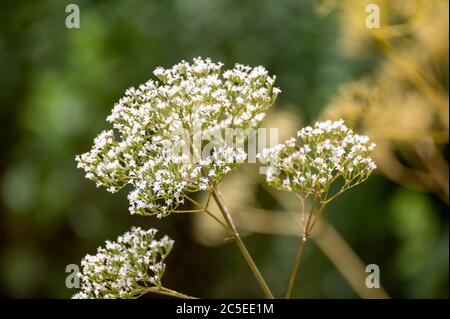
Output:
73 58 378 300
257 119 376 196
76 57 280 217
72 227 174 299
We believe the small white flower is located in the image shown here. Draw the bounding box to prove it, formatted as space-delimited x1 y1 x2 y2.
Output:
76 57 279 217
72 227 173 299
258 120 376 196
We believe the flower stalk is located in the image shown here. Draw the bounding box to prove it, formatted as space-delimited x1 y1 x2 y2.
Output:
73 57 377 299
285 236 307 299
141 286 197 299
212 186 274 299
258 119 377 298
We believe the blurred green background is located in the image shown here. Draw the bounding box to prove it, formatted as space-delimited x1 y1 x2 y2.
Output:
0 0 448 298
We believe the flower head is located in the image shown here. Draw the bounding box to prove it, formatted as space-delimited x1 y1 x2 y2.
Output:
72 227 173 299
258 120 376 195
76 57 279 217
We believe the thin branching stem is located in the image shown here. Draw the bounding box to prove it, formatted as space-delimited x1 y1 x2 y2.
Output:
307 201 327 235
142 286 198 299
285 198 316 299
183 193 231 230
284 236 307 299
212 185 274 299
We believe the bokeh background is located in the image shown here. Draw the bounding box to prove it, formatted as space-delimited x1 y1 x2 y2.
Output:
0 0 448 298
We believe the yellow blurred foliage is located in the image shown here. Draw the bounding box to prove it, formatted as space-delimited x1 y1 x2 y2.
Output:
320 0 449 202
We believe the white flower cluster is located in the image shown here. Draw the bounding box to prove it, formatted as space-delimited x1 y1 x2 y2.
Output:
72 227 174 299
76 57 279 217
258 120 376 195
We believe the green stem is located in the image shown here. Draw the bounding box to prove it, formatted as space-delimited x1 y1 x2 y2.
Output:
171 209 205 213
143 286 197 299
285 200 315 299
183 193 231 230
285 237 307 299
204 209 231 230
212 186 274 299
304 197 316 237
306 201 327 235
285 196 329 298
184 194 206 208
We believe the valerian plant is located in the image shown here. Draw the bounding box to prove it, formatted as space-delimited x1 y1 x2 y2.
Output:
75 57 279 218
73 57 376 299
73 227 194 299
258 119 376 298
